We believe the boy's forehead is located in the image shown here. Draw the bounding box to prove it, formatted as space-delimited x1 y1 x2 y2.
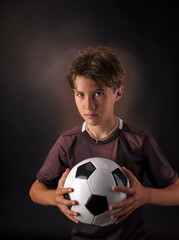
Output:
74 76 106 91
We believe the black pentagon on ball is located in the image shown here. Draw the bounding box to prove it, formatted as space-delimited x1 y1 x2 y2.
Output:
86 194 108 216
112 168 127 187
76 162 96 179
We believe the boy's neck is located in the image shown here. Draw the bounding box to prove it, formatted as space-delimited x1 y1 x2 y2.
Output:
86 116 118 142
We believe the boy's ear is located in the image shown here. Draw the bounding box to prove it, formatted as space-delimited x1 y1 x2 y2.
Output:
115 85 124 102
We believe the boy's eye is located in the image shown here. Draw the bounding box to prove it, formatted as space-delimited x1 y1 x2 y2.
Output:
94 91 104 97
76 93 84 98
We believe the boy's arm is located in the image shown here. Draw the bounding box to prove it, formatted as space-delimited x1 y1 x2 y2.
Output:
29 169 79 223
146 178 179 206
109 167 179 223
29 180 57 206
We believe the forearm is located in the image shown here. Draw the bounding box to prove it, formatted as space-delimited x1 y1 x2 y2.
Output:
147 179 179 206
29 180 57 206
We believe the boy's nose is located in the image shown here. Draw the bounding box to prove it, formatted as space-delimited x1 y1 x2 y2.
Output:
86 96 96 110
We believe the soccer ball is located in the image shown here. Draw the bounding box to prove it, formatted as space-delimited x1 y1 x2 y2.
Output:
64 157 130 226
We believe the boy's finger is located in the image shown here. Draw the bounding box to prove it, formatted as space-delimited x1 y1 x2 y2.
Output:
112 186 131 194
57 168 70 189
60 206 79 224
109 197 131 211
56 196 78 206
56 187 74 196
121 167 138 185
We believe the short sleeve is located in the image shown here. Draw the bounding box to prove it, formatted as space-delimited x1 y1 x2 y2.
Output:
143 133 178 188
37 135 68 188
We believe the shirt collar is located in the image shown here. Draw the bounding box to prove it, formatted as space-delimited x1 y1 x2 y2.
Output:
81 118 123 132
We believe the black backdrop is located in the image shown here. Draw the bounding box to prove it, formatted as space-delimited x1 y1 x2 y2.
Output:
1 0 179 239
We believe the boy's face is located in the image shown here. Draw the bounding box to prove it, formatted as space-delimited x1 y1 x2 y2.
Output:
73 76 123 127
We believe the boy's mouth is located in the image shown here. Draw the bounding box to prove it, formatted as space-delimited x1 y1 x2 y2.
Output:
85 113 98 119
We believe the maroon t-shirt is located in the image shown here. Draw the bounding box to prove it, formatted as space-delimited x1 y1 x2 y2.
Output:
37 119 178 240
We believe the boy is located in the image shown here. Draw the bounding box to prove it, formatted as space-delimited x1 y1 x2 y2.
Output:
29 47 179 240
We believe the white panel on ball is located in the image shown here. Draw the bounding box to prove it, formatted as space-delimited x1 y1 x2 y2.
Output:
88 170 115 196
91 157 120 172
72 205 94 224
93 210 116 226
69 179 92 205
107 191 127 206
64 166 77 188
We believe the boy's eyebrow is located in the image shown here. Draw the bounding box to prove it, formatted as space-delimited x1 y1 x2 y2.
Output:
94 88 105 92
73 89 82 92
73 88 105 93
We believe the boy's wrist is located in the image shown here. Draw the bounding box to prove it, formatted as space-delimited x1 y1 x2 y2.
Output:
49 189 58 206
144 187 153 205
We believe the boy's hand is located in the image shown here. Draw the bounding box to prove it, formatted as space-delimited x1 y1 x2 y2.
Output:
55 168 79 223
109 167 149 224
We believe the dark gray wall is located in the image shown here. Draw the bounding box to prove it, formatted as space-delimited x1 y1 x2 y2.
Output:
1 0 179 239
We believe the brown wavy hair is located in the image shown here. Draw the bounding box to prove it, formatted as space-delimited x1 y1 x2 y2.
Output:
65 47 125 91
